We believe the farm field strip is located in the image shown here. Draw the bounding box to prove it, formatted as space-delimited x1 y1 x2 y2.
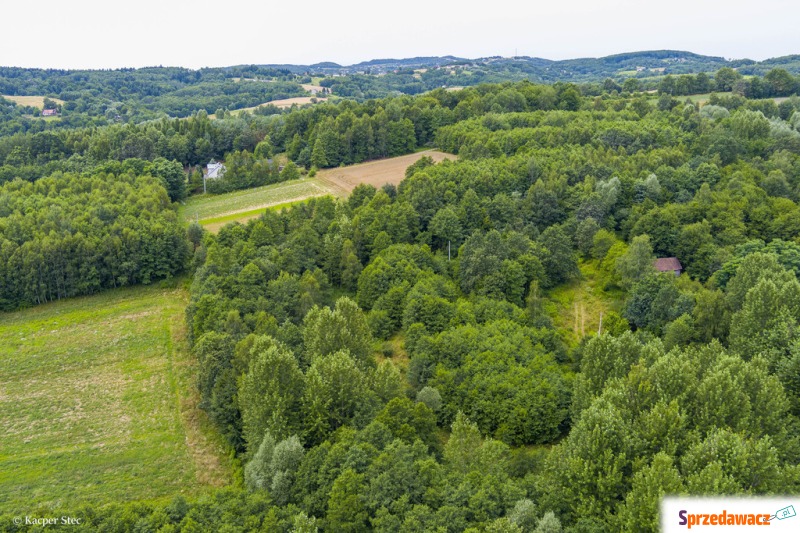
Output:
313 150 455 193
200 199 313 233
268 96 327 108
0 285 232 513
210 96 327 118
182 178 330 222
2 95 65 107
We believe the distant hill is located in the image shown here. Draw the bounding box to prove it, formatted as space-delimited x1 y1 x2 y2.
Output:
256 56 466 74
351 56 465 70
251 50 800 82
1 50 798 126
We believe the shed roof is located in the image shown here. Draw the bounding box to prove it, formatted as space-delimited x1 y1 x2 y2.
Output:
654 257 683 272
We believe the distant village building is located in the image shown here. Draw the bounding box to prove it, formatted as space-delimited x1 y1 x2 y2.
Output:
654 257 683 276
206 160 226 179
42 109 58 117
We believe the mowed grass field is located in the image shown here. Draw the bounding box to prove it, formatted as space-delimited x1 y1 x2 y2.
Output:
1 95 65 108
0 284 232 514
182 177 330 230
210 96 327 118
183 150 456 232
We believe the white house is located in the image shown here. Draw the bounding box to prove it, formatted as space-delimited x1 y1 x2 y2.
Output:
206 160 226 179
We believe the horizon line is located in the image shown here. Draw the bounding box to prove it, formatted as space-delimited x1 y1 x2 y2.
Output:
2 49 799 72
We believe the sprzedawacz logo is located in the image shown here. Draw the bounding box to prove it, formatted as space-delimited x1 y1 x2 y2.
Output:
663 497 798 532
675 505 796 529
678 510 771 528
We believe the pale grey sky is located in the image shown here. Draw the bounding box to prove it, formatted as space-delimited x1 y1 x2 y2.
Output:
1 0 797 69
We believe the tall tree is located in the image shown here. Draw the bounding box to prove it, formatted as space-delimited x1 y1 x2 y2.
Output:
238 339 305 450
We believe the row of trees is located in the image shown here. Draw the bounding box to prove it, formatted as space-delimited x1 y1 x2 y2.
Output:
639 67 800 98
0 79 624 172
0 172 188 310
0 94 451 191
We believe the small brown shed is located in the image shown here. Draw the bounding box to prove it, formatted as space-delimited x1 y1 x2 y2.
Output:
654 257 683 275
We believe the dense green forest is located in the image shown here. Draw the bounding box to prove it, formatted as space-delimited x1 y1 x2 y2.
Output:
2 67 800 532
0 93 441 191
3 51 800 132
3 72 798 192
175 85 800 530
318 62 800 100
0 170 188 310
0 65 305 129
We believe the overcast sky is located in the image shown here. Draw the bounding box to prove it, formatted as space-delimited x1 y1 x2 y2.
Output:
1 0 797 69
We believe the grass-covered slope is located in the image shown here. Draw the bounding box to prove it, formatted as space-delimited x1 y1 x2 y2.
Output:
0 284 233 514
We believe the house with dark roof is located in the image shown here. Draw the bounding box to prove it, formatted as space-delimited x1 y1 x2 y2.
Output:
42 109 58 117
654 257 683 275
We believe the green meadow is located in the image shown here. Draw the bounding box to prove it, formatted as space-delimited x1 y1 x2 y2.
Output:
181 177 329 223
0 284 233 514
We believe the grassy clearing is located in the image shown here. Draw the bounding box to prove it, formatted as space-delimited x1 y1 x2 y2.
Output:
181 178 330 223
684 92 718 104
0 284 233 514
199 199 311 226
210 97 327 118
201 199 315 233
376 335 410 373
545 260 624 347
2 95 65 108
